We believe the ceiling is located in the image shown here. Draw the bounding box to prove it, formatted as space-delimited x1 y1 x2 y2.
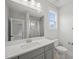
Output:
47 0 73 8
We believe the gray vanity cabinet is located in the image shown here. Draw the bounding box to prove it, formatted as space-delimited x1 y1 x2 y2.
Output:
33 54 44 59
44 43 54 59
7 43 54 59
19 48 44 59
45 49 53 59
8 57 18 59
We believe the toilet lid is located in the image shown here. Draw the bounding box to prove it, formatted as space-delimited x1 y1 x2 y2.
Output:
56 46 68 52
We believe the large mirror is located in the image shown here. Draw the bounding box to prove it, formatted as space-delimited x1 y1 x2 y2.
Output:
8 8 27 41
6 0 44 41
8 18 25 41
7 7 44 41
29 15 44 38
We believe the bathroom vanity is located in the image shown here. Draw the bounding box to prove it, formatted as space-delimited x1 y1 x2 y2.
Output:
6 39 57 59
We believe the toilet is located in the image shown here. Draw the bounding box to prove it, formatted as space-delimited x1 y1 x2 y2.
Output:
54 39 68 59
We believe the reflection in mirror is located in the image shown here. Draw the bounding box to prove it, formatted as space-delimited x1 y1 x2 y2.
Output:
6 0 44 42
9 18 24 41
29 16 44 38
8 9 44 41
7 3 44 41
8 8 26 41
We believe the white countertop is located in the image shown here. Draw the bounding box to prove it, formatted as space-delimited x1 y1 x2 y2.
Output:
5 38 57 59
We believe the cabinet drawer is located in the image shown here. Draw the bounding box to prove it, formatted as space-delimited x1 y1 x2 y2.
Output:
19 48 44 59
33 53 44 59
7 57 18 59
45 43 54 51
45 49 53 59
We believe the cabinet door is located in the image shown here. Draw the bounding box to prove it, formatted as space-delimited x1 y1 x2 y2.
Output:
19 55 32 59
19 48 44 59
45 49 54 59
8 57 18 59
33 54 44 59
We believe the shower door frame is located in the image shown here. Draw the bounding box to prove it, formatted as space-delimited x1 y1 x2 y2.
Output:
10 18 25 41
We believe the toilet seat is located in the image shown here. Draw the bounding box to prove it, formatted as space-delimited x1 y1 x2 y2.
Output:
55 46 68 52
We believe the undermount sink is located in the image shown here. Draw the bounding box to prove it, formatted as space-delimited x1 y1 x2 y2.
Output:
21 41 40 49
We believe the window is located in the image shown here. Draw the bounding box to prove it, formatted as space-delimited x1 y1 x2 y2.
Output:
48 10 57 30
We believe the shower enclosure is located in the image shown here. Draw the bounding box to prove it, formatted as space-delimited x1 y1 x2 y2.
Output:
10 18 24 41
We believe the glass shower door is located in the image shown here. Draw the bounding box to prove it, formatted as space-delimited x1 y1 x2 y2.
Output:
10 18 24 41
29 18 40 38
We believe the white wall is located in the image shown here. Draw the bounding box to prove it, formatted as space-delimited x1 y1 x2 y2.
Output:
5 1 9 41
59 2 73 56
